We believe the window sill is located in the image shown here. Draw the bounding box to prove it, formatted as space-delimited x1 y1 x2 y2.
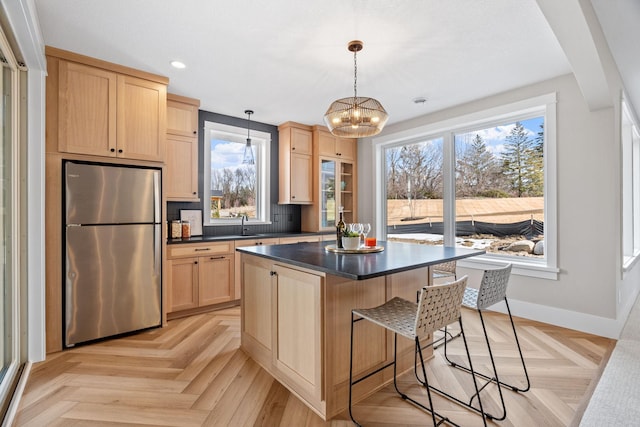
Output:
204 220 273 227
623 252 640 273
458 254 558 280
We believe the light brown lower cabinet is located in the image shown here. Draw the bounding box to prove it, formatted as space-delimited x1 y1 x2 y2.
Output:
167 242 234 315
240 252 431 420
241 256 324 409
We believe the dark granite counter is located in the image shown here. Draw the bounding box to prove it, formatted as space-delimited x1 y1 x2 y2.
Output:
167 231 329 245
236 240 484 280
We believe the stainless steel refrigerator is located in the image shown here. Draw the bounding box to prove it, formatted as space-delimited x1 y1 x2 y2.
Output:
64 161 162 347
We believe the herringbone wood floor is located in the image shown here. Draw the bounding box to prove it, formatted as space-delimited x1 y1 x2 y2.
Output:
13 306 613 426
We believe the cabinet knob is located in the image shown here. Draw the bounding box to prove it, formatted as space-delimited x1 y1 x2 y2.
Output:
193 192 197 195
270 271 277 276
292 195 296 199
194 261 198 264
292 147 295 151
118 149 123 153
193 130 197 135
337 152 342 156
110 148 115 152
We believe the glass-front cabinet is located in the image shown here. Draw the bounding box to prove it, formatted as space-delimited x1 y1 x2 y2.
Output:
303 157 357 231
320 159 336 228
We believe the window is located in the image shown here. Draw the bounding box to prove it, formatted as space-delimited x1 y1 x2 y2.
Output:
622 96 640 270
0 24 25 418
203 121 271 225
454 117 544 256
375 94 557 279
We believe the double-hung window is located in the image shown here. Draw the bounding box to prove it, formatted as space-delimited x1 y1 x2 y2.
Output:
375 94 557 279
202 121 271 225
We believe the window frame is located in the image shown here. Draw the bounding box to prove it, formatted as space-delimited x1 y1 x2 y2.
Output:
622 94 640 273
374 93 558 279
202 121 272 226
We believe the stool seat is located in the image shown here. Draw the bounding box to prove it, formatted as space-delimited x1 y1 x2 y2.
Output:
353 297 418 340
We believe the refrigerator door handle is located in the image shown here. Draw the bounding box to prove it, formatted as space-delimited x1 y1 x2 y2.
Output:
153 170 161 224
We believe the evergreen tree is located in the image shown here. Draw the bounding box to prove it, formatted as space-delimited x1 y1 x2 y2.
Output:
456 134 501 197
501 122 543 197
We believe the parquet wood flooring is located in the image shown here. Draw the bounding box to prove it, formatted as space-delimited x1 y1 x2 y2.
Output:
13 306 614 426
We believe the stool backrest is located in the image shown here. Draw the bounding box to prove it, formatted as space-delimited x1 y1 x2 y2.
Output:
414 276 468 339
433 260 456 274
476 264 512 310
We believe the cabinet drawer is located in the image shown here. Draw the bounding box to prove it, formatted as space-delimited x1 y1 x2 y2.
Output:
168 242 233 258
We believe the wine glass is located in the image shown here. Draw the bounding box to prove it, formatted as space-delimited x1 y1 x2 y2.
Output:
362 223 371 245
349 223 362 236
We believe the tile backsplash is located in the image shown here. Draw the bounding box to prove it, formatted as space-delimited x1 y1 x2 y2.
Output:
167 202 301 237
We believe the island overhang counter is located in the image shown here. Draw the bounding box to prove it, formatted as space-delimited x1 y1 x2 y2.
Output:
237 241 484 420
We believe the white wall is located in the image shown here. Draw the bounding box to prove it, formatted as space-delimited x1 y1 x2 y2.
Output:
358 72 640 338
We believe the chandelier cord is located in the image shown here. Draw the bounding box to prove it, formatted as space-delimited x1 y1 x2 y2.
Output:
353 48 358 100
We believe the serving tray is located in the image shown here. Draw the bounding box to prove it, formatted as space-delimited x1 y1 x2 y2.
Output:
325 244 384 254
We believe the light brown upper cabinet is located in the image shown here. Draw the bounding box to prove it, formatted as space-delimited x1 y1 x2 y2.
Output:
301 125 358 232
315 126 356 161
49 46 167 162
278 122 313 204
166 94 200 201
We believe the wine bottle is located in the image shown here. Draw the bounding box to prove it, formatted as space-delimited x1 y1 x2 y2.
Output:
336 211 345 249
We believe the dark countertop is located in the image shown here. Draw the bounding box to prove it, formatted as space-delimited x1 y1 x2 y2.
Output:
236 241 485 280
167 231 330 245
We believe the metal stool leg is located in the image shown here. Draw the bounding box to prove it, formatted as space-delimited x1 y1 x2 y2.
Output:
422 318 490 424
394 334 453 426
442 298 531 420
348 312 362 427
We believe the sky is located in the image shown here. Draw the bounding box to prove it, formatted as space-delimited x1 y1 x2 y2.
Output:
210 139 253 170
456 116 544 155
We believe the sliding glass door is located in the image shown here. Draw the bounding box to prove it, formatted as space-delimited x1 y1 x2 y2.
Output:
0 20 24 420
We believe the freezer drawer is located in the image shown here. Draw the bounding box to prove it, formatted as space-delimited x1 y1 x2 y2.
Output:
65 224 161 346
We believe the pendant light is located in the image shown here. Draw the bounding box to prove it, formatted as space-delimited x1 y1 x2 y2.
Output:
324 40 389 138
242 109 255 165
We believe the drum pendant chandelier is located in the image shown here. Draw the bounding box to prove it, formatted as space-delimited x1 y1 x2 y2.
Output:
324 40 389 138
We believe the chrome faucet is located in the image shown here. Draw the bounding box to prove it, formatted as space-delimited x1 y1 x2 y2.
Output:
241 214 248 236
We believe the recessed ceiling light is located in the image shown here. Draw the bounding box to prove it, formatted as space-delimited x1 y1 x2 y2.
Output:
170 60 186 69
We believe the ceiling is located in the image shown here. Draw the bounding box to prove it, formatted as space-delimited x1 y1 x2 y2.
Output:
33 0 637 128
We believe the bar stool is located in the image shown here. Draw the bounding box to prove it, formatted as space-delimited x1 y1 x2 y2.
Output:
348 276 488 427
442 263 531 421
432 260 457 280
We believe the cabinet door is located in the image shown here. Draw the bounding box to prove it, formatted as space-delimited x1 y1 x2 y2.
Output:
167 98 198 137
166 135 199 200
241 255 274 352
291 127 313 155
340 161 356 224
318 131 337 157
234 238 279 299
338 138 356 160
199 254 234 306
58 60 117 157
117 75 166 161
274 264 323 401
319 159 337 230
168 257 199 312
290 153 313 203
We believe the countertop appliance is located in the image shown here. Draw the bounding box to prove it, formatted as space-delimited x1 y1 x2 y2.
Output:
64 161 162 347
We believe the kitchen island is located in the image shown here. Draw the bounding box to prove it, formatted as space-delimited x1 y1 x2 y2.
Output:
237 241 484 420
